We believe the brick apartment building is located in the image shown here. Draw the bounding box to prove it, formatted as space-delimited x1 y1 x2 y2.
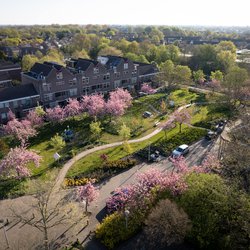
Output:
0 56 158 123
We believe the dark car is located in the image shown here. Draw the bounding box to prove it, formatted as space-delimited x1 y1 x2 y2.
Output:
205 131 217 140
143 111 152 118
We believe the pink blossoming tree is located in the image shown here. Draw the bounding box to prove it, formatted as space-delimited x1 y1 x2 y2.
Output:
109 88 132 108
46 106 64 123
26 110 44 127
3 118 37 144
173 109 191 133
77 182 99 213
0 146 42 179
64 98 81 118
141 83 156 94
81 94 105 120
105 98 126 117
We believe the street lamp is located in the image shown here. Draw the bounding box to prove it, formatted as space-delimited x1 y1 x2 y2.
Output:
124 209 130 229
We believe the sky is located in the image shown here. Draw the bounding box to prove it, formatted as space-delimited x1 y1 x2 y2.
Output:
0 0 250 26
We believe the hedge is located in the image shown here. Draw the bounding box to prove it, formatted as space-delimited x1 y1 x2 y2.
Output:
155 127 207 155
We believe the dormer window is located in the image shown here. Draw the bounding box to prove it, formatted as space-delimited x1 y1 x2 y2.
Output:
56 72 63 80
124 63 128 70
93 67 99 74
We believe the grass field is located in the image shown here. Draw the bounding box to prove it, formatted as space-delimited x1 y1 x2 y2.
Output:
1 87 226 198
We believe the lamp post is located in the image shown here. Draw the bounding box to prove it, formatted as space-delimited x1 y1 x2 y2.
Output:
124 209 130 229
148 141 151 162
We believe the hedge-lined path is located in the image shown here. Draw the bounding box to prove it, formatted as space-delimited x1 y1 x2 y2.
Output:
52 104 190 195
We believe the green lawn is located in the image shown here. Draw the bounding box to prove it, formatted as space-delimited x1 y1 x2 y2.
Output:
67 124 191 178
0 88 212 197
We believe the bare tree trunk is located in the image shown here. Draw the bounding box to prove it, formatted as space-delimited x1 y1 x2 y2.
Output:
179 123 182 133
44 226 49 250
85 199 88 213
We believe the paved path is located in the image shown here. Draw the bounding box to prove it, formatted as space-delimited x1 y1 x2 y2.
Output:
52 104 190 195
82 138 215 249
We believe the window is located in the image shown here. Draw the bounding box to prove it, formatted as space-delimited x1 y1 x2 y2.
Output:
69 78 77 85
122 79 129 84
82 87 90 95
103 73 110 80
55 91 67 98
4 102 9 108
69 88 77 97
124 63 128 69
115 72 120 78
13 101 18 108
82 77 89 84
21 98 31 107
0 83 4 88
44 93 53 101
56 81 65 86
56 72 63 80
103 83 110 89
131 77 137 84
123 71 129 75
132 70 137 75
0 103 3 108
114 80 121 88
93 67 99 74
42 82 51 92
1 113 7 120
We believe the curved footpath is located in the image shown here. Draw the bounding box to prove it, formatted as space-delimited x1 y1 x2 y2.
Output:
52 105 189 194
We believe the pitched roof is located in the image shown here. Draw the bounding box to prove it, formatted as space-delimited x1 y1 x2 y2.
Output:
105 55 128 68
0 83 39 102
44 61 63 71
30 62 53 77
74 58 98 71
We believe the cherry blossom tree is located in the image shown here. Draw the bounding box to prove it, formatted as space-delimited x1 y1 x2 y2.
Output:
141 83 156 94
173 109 191 133
105 98 126 117
77 182 99 213
3 118 37 144
81 94 105 119
0 146 41 179
109 88 132 108
26 110 44 127
64 98 81 118
7 109 16 121
161 118 175 138
46 106 64 123
202 153 221 173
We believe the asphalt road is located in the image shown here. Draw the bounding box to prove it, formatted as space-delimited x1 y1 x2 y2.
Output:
81 138 216 249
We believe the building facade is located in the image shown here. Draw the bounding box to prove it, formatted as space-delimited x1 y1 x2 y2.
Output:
0 56 158 123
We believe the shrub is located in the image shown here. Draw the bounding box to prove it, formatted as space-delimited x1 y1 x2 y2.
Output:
96 211 143 249
138 199 191 249
64 177 96 187
102 158 137 171
0 139 9 159
176 173 230 248
156 127 207 155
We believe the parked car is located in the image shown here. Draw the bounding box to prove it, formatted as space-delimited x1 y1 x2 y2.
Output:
150 150 162 162
215 120 226 134
205 130 217 140
143 111 152 118
139 91 148 96
172 144 189 158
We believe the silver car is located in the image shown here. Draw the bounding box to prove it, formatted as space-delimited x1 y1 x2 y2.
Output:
172 144 189 158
